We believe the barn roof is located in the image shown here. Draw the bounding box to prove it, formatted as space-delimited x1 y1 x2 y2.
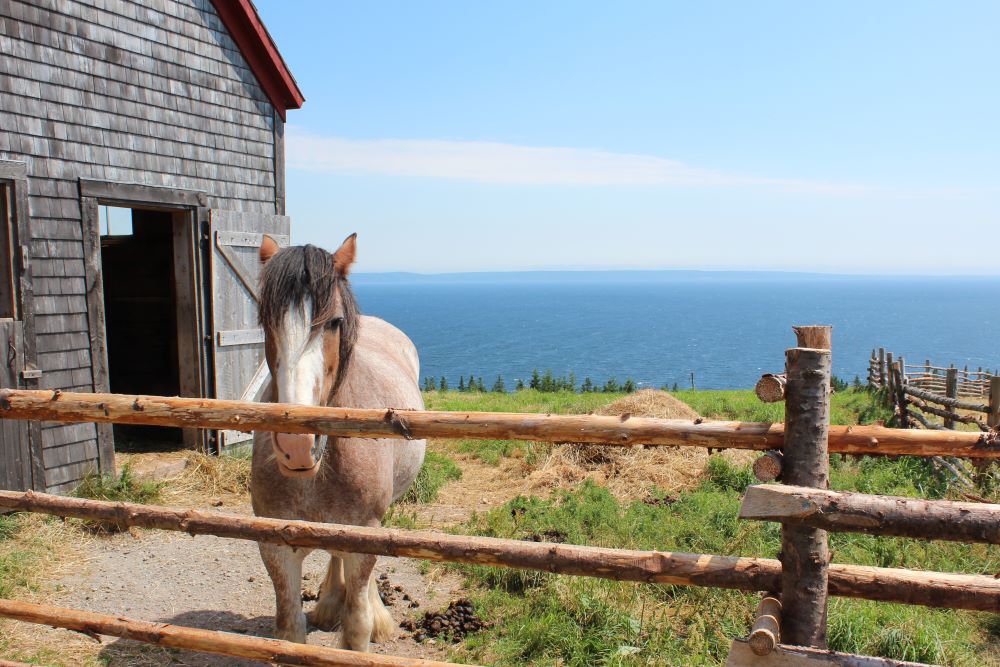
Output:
210 0 305 119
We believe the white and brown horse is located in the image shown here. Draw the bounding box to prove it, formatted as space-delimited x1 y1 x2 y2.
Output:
251 234 426 651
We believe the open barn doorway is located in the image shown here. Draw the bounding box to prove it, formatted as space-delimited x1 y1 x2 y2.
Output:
99 205 205 453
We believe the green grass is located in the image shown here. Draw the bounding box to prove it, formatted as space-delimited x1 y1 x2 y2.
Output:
424 388 626 415
405 389 997 665
0 514 33 599
671 387 893 426
450 462 999 666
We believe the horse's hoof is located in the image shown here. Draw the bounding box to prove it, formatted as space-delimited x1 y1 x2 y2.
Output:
274 626 308 644
307 605 342 632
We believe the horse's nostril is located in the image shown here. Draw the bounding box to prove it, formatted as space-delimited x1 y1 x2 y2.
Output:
284 453 291 460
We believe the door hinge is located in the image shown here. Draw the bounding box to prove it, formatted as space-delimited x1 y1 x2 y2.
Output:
19 245 29 273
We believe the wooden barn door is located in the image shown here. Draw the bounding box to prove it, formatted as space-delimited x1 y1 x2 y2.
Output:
0 320 31 490
208 210 290 452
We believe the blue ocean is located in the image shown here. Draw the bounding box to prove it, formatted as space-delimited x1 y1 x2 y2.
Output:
351 272 1000 390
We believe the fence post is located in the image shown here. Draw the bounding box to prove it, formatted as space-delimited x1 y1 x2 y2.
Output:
781 327 832 648
885 352 895 402
945 368 958 429
989 376 1000 429
894 361 908 428
878 348 886 388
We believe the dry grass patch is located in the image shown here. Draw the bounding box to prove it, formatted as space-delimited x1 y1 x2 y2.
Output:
526 390 755 500
0 513 102 665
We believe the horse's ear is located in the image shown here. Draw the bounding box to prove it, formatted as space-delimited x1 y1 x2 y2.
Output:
259 234 279 264
332 233 357 276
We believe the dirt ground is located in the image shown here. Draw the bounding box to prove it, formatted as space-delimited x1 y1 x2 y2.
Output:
9 498 466 666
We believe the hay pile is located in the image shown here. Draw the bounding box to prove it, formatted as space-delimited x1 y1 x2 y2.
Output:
525 389 753 499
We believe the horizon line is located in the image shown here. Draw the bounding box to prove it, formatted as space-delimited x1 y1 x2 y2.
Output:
349 267 1000 279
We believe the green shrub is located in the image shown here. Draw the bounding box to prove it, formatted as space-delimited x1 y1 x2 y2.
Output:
73 463 163 504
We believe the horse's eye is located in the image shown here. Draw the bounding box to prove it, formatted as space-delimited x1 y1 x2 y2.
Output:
328 317 343 330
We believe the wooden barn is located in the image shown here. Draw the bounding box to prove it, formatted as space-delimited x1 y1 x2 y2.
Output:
0 0 303 493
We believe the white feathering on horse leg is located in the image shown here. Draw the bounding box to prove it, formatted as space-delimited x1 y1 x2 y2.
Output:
369 574 394 643
307 553 345 631
339 553 377 652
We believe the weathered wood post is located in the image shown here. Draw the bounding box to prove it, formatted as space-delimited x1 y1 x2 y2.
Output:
781 326 832 648
989 376 1000 430
878 348 886 388
945 368 959 429
894 360 908 428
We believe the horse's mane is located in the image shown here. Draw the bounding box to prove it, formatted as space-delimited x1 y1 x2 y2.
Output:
258 244 360 393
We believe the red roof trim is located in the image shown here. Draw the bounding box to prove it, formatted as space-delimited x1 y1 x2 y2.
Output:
210 0 305 120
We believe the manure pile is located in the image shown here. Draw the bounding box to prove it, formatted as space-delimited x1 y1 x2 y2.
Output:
525 389 753 499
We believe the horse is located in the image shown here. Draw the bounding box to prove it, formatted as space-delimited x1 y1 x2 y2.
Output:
250 233 426 651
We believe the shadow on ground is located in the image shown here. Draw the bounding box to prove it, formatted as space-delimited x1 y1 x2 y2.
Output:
98 609 276 666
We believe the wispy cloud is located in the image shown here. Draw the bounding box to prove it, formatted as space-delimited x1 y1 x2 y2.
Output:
286 127 866 195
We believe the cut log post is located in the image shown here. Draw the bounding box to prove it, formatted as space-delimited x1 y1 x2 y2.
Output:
0 598 465 667
945 368 959 429
781 344 832 648
1 490 998 611
724 638 942 666
989 377 1000 429
748 595 782 656
753 451 784 482
755 374 787 403
878 348 887 388
793 326 832 350
740 484 1000 543
0 389 995 458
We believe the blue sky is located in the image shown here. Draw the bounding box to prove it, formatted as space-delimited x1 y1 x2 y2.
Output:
254 1 998 274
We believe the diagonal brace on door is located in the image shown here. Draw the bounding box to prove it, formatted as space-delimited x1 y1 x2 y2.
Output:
214 234 259 302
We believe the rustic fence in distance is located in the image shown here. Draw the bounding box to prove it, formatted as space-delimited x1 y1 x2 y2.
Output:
869 350 999 433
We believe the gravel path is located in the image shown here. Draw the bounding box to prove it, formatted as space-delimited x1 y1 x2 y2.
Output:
46 502 466 666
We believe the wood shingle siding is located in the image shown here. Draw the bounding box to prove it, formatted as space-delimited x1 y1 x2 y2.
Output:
0 0 292 491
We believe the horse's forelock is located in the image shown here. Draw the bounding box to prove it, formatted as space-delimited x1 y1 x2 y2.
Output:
259 244 360 391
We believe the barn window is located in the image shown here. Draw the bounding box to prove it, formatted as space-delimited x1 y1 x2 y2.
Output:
98 205 133 237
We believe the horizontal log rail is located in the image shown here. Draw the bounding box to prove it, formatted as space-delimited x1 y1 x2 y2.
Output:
908 397 989 431
1 491 998 611
740 485 1000 544
0 598 465 667
725 638 939 666
902 386 989 413
0 389 996 458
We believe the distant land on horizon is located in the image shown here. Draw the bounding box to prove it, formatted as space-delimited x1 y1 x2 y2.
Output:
350 269 1000 285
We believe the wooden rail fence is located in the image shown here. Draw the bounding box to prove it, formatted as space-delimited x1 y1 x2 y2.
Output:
866 350 1000 489
868 349 1000 433
0 325 997 666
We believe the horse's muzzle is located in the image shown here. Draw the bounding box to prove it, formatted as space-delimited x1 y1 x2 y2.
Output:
273 433 320 477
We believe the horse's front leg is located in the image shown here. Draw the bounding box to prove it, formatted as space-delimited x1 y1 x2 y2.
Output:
340 553 394 651
307 552 345 631
259 543 310 643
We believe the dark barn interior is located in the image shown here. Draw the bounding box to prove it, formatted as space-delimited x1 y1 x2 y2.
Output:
100 208 184 450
